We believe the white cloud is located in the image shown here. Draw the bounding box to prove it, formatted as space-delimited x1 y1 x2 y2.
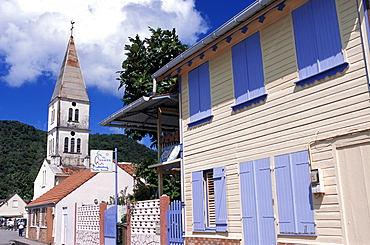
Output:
0 0 208 96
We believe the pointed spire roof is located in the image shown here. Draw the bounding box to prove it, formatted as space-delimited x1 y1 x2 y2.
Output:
51 36 89 102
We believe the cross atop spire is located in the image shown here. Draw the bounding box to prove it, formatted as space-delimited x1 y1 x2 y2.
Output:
70 20 75 37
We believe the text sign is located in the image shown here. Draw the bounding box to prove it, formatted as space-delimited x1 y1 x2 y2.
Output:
90 150 113 172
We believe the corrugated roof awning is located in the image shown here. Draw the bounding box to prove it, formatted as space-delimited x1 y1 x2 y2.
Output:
99 93 179 132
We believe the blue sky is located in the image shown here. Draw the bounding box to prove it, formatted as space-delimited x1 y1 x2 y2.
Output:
0 0 254 139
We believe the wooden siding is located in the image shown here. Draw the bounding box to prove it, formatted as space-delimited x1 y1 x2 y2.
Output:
181 0 370 244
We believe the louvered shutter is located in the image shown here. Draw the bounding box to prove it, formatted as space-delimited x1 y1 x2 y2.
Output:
192 171 205 231
213 166 228 232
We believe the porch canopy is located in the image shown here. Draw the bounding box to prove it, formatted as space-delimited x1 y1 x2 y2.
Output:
99 93 180 195
99 93 179 134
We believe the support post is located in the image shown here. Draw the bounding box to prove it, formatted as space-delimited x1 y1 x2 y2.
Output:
160 195 170 245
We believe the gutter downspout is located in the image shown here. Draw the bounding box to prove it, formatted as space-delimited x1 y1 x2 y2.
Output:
356 0 370 87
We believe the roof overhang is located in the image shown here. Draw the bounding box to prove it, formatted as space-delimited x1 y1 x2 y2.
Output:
151 0 276 81
99 93 179 132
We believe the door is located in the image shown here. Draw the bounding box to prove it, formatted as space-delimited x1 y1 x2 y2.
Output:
240 158 276 245
337 143 370 244
62 207 68 245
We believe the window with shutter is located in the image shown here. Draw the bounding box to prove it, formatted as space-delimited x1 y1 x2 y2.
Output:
231 31 267 111
188 62 213 127
192 167 228 232
292 0 348 87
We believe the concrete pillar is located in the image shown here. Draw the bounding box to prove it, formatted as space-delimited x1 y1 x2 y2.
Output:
160 195 170 245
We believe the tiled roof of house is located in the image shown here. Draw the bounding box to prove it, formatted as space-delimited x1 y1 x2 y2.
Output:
61 166 86 175
27 169 97 207
118 163 134 177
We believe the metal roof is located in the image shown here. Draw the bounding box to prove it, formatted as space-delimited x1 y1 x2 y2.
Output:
51 36 89 103
99 93 179 132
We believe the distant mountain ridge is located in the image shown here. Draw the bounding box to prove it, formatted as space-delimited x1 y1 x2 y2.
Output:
0 120 156 200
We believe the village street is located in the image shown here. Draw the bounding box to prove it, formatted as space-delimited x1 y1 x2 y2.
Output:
0 229 43 245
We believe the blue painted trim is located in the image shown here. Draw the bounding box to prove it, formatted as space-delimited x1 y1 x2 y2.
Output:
193 227 217 233
278 233 317 237
295 62 349 87
231 94 267 112
187 115 213 128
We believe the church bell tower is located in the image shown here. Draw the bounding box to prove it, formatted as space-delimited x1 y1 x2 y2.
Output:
47 33 90 168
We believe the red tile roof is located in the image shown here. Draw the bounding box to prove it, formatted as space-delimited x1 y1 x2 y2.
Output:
118 163 134 177
27 169 97 207
61 166 86 175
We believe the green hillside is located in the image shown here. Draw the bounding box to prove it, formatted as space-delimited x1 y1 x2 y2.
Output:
0 120 156 200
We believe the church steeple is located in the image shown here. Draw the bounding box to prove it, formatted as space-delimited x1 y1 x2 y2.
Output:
47 33 90 168
51 36 89 102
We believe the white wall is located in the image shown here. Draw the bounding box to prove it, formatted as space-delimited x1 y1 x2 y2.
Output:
53 167 134 245
33 160 57 200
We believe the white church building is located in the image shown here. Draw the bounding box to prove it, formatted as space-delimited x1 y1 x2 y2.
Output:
33 34 91 200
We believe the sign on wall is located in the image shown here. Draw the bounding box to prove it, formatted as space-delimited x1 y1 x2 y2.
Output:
90 150 113 172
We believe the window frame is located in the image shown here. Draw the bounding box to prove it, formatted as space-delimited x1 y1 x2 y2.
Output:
64 137 69 153
192 166 228 232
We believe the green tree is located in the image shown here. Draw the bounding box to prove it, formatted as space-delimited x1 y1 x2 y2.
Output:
117 27 187 142
118 27 187 105
116 27 186 201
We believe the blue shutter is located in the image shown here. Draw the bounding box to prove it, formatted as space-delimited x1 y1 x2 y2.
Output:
232 40 249 104
213 166 228 232
292 0 344 80
255 158 276 244
240 159 276 245
188 68 200 121
292 1 319 79
275 151 315 235
311 0 343 71
240 161 259 244
274 154 296 234
188 62 212 126
231 32 266 110
290 151 315 234
198 62 211 119
245 32 265 100
192 171 205 231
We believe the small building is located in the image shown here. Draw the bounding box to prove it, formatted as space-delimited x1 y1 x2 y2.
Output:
0 193 28 219
26 163 135 244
